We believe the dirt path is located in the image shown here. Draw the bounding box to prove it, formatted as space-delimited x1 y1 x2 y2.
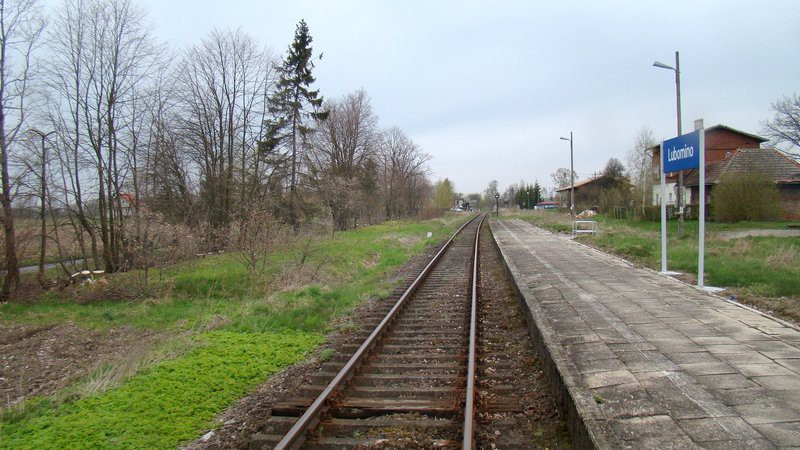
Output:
714 229 800 240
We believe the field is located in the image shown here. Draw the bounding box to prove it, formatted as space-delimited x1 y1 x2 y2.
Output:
0 215 467 449
511 209 800 323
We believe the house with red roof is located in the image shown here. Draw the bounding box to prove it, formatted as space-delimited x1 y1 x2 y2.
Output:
682 148 800 219
649 124 769 207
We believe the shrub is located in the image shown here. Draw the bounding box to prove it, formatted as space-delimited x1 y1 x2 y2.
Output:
712 172 781 222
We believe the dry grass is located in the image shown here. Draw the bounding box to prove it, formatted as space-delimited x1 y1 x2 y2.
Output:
766 244 798 266
78 334 194 397
726 238 754 256
380 233 422 247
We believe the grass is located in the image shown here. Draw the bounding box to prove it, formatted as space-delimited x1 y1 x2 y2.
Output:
509 210 800 321
0 215 468 449
0 331 321 449
1 217 464 332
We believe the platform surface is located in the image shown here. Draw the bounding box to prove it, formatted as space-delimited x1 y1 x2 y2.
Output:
490 219 800 449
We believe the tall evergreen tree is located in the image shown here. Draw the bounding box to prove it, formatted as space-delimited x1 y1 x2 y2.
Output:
532 180 542 205
264 19 327 230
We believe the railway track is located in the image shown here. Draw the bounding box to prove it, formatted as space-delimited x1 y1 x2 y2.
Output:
248 213 559 449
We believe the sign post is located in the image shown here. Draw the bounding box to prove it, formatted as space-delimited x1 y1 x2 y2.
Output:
697 128 706 288
661 127 706 287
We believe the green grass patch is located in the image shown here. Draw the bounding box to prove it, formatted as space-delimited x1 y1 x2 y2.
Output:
0 330 321 449
0 215 469 448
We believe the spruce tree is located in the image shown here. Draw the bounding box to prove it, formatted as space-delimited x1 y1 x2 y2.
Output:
533 181 542 205
264 19 328 230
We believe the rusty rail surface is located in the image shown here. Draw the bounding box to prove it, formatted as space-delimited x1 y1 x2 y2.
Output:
275 214 484 450
462 213 485 450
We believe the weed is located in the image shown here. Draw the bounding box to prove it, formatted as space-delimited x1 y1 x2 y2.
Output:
319 348 334 362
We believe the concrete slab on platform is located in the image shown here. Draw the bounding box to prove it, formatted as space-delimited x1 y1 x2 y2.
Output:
490 219 800 449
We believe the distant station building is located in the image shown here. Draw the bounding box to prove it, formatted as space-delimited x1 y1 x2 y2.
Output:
555 175 631 211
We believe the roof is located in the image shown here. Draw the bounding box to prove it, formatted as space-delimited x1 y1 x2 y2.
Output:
684 148 800 186
119 193 138 205
705 124 768 143
554 175 631 192
647 124 768 153
554 177 598 192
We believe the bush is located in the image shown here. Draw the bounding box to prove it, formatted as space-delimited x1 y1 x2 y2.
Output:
598 187 630 214
712 172 781 222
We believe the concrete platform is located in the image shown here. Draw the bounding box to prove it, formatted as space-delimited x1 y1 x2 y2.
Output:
490 219 800 449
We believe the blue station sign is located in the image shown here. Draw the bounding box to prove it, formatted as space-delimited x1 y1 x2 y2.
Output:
662 129 701 173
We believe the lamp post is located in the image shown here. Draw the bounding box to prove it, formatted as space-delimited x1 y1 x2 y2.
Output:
560 132 574 216
494 193 500 217
653 51 685 238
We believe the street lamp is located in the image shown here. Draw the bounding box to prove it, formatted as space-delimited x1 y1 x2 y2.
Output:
653 51 685 238
559 132 574 216
494 193 500 217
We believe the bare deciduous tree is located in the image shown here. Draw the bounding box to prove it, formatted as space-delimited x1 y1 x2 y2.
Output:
307 89 378 230
763 94 800 159
626 126 657 213
177 28 275 232
0 3 434 293
377 127 430 220
0 0 45 299
550 167 578 189
46 0 162 273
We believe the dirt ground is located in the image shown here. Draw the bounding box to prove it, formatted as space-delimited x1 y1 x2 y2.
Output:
0 322 154 410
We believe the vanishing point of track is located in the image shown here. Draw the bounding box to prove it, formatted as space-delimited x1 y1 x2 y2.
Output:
268 213 486 449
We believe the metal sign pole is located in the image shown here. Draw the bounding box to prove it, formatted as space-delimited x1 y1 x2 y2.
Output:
698 128 706 288
662 129 702 276
660 142 668 273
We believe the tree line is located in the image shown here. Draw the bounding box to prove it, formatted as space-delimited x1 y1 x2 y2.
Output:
0 0 432 300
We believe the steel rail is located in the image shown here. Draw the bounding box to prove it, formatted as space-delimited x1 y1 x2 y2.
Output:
462 213 486 450
275 214 482 450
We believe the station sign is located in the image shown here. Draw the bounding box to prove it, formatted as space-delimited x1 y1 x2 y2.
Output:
659 124 710 289
662 129 701 173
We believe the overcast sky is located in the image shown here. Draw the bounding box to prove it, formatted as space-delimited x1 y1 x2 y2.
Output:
59 0 800 194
